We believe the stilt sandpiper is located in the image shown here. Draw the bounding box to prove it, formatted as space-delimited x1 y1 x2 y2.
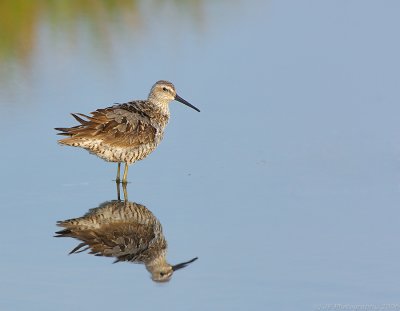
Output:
55 80 200 183
55 196 198 282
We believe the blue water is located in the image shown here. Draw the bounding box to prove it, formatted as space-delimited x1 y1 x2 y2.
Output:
1 0 400 310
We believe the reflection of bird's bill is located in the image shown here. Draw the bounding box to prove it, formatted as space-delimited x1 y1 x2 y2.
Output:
172 257 198 271
175 94 200 112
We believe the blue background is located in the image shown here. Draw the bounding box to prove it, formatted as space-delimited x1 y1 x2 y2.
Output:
0 0 399 310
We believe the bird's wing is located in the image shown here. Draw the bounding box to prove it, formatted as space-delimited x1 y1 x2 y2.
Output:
56 222 157 262
56 102 157 148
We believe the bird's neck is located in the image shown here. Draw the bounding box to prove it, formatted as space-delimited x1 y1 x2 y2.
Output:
148 98 170 119
145 253 168 270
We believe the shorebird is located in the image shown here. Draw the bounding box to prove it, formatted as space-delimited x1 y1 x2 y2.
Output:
55 197 198 282
55 80 200 183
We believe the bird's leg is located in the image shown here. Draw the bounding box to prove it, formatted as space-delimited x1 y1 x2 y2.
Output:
122 182 128 201
122 163 129 184
116 180 121 201
116 163 121 183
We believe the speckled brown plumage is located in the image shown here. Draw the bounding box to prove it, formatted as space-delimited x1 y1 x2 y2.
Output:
55 199 198 282
55 80 200 182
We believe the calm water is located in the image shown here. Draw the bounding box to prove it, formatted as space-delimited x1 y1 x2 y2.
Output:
1 0 400 310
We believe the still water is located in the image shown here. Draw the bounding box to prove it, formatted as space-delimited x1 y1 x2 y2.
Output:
55 183 199 283
1 0 400 310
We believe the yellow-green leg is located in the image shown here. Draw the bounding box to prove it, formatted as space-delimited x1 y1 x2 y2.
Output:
122 163 129 184
122 182 128 201
116 163 121 183
116 181 121 201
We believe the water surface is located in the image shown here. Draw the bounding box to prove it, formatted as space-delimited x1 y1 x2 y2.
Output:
1 0 400 310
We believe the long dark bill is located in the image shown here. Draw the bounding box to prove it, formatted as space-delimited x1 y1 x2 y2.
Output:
172 257 199 271
175 94 200 112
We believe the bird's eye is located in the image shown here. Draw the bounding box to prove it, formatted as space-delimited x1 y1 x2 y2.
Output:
160 272 165 276
162 87 168 92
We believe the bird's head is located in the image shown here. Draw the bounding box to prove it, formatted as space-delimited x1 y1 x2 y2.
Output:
148 80 200 112
149 264 174 283
147 257 198 283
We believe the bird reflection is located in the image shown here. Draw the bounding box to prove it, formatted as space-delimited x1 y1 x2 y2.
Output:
55 183 197 282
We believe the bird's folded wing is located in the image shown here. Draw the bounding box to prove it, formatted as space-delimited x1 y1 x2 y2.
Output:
60 222 156 262
61 106 157 148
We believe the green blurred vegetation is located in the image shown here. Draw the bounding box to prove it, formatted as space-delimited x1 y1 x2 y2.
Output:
0 0 204 65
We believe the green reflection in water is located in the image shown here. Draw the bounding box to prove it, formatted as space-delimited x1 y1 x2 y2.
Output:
0 0 205 66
